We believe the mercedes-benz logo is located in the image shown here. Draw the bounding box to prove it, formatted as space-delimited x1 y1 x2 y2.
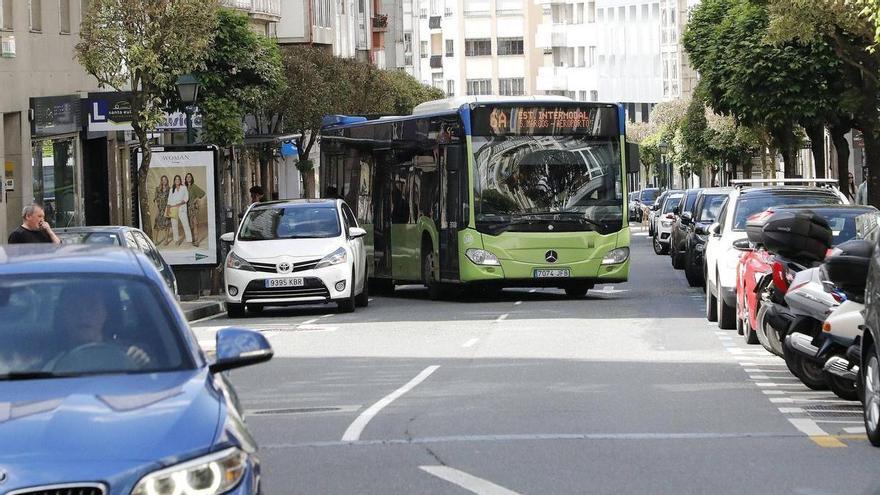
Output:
277 262 292 274
547 224 555 231
0 469 8 485
545 250 558 263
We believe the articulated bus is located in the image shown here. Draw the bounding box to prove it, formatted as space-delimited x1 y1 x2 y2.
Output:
319 96 637 297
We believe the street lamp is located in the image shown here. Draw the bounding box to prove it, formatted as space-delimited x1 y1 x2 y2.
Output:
176 74 200 144
658 141 670 189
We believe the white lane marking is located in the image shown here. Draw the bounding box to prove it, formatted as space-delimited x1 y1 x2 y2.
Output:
844 426 866 434
763 390 785 395
495 314 509 323
771 397 854 404
189 312 224 325
321 314 334 318
462 338 480 348
420 466 521 495
788 418 830 437
778 407 805 413
301 319 319 325
529 289 537 293
514 301 523 306
341 365 440 442
744 369 791 373
296 325 338 332
748 375 771 380
368 298 375 302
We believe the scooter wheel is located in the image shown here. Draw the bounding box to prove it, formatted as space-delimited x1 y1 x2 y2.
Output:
825 372 859 401
783 344 828 390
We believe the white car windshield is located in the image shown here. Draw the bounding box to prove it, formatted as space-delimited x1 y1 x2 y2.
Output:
239 205 342 241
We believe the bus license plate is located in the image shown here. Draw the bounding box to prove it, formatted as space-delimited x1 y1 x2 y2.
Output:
534 269 570 278
265 278 305 288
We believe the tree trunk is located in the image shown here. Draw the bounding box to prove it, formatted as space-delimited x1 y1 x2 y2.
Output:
804 123 825 179
829 124 851 193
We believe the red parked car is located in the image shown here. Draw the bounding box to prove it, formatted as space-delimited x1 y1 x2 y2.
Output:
735 204 879 344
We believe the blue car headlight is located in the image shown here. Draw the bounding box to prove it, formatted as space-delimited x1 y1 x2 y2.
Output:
131 447 247 495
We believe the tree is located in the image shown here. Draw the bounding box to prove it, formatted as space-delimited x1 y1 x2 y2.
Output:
77 0 218 236
767 0 880 204
684 0 842 177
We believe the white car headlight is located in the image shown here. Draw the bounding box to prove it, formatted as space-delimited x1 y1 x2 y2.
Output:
316 247 347 269
601 247 629 265
661 220 673 227
225 252 255 271
131 447 247 495
465 248 501 266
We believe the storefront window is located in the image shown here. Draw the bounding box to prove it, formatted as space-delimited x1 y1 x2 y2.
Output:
32 136 80 227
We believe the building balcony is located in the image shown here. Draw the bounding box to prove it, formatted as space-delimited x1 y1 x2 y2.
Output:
537 66 569 91
536 23 569 48
221 0 281 21
372 14 388 32
430 55 443 69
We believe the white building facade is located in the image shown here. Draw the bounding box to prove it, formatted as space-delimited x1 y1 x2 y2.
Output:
535 0 663 122
406 0 544 97
276 0 373 61
660 0 700 101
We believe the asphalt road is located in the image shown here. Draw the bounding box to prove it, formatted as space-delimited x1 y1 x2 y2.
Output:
193 227 880 494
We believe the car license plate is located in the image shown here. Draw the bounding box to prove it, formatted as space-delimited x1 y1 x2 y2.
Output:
534 269 570 278
265 278 305 288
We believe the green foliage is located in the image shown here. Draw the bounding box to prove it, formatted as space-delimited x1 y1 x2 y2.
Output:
192 8 284 146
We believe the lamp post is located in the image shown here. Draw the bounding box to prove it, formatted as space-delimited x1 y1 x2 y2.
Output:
658 141 670 189
175 74 200 144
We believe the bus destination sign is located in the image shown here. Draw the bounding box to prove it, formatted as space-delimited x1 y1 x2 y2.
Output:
472 105 617 137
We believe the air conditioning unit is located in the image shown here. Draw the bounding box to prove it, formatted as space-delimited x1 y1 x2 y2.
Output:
1 35 15 58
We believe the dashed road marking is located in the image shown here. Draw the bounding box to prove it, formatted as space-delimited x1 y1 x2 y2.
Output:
495 314 509 323
462 338 479 348
420 465 521 495
514 301 523 306
788 419 847 448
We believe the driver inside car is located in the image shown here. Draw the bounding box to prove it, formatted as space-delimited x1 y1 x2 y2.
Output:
52 286 153 370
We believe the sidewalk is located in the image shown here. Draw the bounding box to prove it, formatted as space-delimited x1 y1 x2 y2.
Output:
180 296 226 322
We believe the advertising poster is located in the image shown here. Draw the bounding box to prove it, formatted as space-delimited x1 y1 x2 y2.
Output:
138 148 218 266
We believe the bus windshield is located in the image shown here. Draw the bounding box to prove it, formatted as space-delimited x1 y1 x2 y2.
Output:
470 104 623 235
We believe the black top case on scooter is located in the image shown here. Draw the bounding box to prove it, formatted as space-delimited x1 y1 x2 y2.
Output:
761 210 832 263
824 238 874 302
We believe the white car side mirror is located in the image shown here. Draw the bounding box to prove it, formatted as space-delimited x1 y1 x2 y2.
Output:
709 223 721 236
220 232 235 243
349 227 367 239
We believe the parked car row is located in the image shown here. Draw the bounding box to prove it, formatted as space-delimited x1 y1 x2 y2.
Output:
648 178 880 446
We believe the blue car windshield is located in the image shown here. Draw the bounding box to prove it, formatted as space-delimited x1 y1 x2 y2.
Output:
0 275 192 379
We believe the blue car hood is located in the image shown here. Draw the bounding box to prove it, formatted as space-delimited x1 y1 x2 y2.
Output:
0 369 221 466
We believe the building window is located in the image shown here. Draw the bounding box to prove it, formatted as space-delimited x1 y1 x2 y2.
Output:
28 0 41 31
404 54 413 66
588 1 596 22
641 103 650 123
576 2 584 23
420 41 428 58
590 90 598 101
404 33 412 54
447 79 455 96
465 38 491 56
497 37 523 56
466 79 492 95
0 0 12 30
588 46 596 67
419 7 427 18
429 15 441 29
578 90 587 101
317 0 331 28
432 73 443 90
445 39 453 56
59 0 70 34
499 78 524 96
577 47 585 67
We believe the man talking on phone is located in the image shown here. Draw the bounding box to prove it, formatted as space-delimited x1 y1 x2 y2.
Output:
8 204 61 244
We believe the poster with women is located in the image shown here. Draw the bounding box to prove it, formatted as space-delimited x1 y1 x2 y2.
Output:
137 148 218 266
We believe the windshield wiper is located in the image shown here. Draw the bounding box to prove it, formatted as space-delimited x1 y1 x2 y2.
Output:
0 371 73 381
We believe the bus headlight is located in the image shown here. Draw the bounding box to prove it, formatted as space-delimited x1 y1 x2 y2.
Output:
601 247 629 265
466 248 501 266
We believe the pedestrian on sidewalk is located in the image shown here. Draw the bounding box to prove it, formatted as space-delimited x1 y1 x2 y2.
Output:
8 204 61 244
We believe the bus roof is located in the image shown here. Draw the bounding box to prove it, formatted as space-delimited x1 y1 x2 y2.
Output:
411 95 574 115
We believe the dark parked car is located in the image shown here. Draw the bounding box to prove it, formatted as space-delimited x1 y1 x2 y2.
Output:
629 190 642 221
55 226 177 296
680 188 730 287
669 188 703 269
0 246 273 494
862 233 880 445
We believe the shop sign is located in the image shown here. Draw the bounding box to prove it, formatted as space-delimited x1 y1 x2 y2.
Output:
30 95 81 137
88 92 202 132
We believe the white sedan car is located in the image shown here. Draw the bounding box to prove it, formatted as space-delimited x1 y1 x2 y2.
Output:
222 199 369 317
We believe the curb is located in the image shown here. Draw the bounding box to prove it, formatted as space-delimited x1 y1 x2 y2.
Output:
184 301 225 322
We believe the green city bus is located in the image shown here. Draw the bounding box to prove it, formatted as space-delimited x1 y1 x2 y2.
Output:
319 97 636 297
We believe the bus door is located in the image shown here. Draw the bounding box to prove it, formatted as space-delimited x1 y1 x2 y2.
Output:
440 144 464 281
372 151 393 279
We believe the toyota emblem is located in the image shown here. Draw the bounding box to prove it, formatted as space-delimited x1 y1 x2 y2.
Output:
277 262 292 274
545 250 558 263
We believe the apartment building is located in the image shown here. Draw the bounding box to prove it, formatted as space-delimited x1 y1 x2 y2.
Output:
536 0 663 122
221 0 282 36
660 0 699 101
277 0 375 62
406 0 544 97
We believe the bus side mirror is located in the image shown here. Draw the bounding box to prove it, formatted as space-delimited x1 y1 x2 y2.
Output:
626 142 640 174
446 145 463 172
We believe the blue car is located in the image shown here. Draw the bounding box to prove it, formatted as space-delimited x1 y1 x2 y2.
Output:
0 245 272 495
